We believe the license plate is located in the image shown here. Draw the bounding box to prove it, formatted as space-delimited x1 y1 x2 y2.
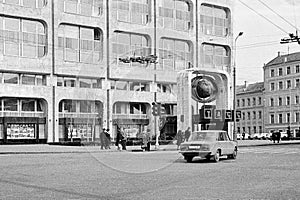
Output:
189 146 200 150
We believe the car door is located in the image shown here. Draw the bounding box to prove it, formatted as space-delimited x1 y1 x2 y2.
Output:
217 132 227 155
223 132 233 154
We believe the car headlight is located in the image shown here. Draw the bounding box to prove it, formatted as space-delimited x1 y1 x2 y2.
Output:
180 145 188 151
200 144 211 151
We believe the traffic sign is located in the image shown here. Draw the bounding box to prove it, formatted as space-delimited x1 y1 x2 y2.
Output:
225 110 232 120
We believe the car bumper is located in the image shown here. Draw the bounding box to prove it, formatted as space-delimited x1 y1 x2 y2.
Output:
179 151 212 158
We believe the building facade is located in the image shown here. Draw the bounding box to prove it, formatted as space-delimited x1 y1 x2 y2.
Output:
263 52 300 137
236 82 265 136
0 0 234 144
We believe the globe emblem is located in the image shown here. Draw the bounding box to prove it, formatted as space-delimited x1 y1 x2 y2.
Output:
191 76 218 103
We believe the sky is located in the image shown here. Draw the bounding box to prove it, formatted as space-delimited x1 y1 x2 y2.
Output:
234 0 300 85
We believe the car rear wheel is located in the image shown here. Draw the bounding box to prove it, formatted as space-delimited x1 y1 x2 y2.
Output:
212 150 220 162
184 156 193 163
228 148 237 159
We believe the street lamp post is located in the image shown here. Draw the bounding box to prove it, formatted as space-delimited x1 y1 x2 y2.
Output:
233 32 243 141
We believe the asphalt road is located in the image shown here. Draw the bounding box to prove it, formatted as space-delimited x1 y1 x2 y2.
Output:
0 145 300 200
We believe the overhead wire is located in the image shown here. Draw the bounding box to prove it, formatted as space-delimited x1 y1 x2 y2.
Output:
237 41 280 50
237 0 289 34
256 0 299 32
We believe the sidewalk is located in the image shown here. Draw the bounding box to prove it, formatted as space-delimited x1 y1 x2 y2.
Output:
0 140 299 154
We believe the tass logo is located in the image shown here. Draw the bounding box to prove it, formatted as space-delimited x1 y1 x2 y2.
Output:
191 76 218 103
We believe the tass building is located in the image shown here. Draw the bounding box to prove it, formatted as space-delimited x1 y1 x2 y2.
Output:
177 69 235 138
0 0 234 144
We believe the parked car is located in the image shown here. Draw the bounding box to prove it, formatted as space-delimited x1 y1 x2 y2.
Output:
179 130 238 163
280 132 288 140
253 133 271 140
261 133 271 140
237 133 242 140
238 133 251 140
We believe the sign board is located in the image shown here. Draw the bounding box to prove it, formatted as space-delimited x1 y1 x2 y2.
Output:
236 110 242 120
225 110 232 120
204 108 212 119
215 109 222 120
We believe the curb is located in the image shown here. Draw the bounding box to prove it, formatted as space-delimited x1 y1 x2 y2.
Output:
0 142 299 155
238 142 300 148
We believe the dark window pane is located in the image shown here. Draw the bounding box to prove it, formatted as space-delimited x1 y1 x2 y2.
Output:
4 98 18 111
21 99 35 111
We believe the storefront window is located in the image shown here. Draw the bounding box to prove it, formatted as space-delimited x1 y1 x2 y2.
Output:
7 124 35 139
67 124 93 139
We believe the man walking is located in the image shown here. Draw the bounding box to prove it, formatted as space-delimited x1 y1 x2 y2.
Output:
184 127 191 142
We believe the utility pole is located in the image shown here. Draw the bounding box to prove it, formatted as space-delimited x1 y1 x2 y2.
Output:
233 32 243 141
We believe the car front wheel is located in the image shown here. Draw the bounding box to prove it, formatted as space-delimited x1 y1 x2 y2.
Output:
212 150 220 162
184 156 193 163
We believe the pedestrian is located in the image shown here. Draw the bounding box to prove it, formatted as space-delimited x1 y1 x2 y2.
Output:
242 132 245 140
176 130 183 150
184 127 191 142
116 125 121 150
100 128 106 150
145 129 151 151
120 127 127 150
105 129 111 149
271 132 276 143
277 132 281 143
141 130 147 151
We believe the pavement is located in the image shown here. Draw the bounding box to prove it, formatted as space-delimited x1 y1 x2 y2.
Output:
0 139 300 154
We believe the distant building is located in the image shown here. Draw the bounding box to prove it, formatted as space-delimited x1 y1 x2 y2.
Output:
236 82 265 136
263 52 300 137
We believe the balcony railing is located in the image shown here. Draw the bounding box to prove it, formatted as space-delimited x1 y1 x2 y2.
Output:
112 114 148 119
0 111 45 118
59 113 100 119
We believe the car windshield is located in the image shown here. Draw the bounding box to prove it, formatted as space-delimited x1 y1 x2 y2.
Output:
189 132 216 142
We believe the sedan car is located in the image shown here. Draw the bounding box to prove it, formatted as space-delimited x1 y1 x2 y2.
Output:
179 130 238 163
